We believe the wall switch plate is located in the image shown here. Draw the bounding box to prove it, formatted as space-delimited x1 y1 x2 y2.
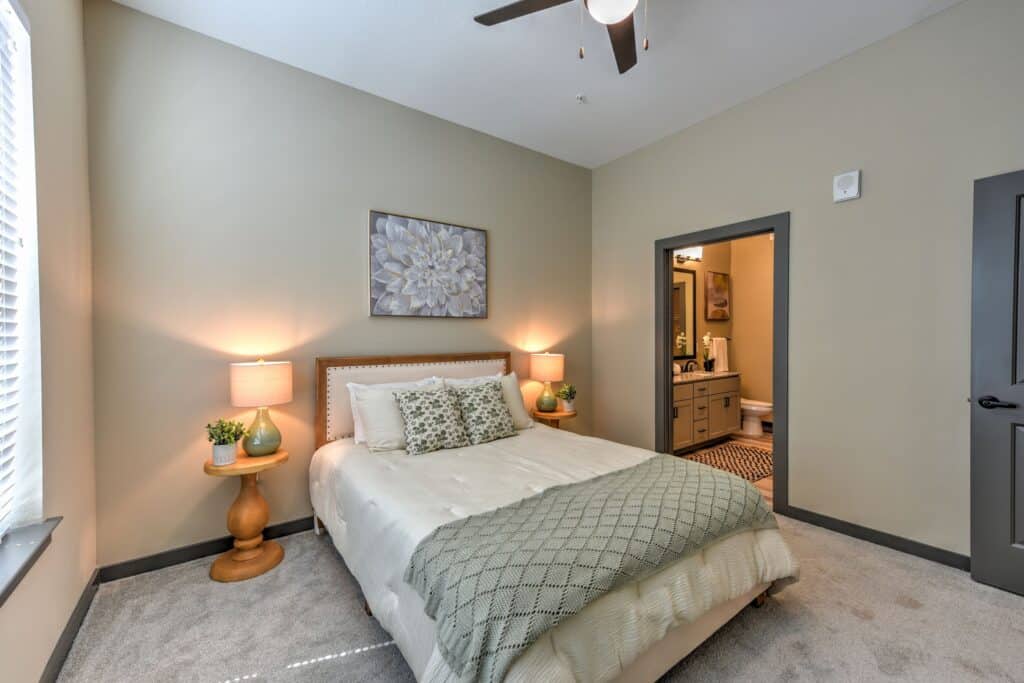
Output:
833 170 861 203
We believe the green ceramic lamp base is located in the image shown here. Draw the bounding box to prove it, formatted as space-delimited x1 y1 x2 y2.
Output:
243 406 281 456
535 381 558 412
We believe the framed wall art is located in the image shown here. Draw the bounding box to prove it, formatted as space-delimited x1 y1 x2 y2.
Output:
705 271 731 321
369 210 488 318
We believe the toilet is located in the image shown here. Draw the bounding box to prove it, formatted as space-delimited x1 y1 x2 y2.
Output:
740 399 772 436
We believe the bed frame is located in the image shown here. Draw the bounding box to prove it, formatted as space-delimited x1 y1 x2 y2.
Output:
311 350 769 683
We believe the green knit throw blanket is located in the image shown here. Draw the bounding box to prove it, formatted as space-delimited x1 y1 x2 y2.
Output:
405 454 777 682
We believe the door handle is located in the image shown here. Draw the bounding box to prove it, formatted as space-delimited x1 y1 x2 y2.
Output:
673 406 679 419
977 395 1018 410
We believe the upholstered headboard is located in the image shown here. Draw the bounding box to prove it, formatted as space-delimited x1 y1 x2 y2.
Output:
315 352 512 448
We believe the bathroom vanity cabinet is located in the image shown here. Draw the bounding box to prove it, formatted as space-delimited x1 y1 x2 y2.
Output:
672 373 741 451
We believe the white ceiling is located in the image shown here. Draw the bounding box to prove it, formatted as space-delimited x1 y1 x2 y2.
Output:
112 0 960 168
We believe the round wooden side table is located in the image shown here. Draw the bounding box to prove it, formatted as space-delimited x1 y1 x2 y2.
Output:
204 450 289 582
531 408 577 429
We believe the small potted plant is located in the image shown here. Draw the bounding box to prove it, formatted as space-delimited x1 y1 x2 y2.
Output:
556 383 577 412
206 419 248 467
701 332 715 372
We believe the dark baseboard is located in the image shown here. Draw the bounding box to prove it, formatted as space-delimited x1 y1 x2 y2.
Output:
776 505 970 571
97 516 314 583
40 568 99 683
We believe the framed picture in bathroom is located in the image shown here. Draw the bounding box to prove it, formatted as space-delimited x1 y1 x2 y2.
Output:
705 271 731 321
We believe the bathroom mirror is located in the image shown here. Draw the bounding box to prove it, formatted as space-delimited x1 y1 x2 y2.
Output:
672 268 696 359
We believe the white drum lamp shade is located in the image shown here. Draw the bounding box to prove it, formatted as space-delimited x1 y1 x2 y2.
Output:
230 360 293 408
530 353 564 383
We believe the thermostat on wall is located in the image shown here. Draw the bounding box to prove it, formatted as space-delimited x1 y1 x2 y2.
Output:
833 170 861 203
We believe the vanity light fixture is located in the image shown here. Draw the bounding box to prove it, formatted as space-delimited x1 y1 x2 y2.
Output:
674 246 704 263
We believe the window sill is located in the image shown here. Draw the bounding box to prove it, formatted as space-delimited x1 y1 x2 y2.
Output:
0 516 61 608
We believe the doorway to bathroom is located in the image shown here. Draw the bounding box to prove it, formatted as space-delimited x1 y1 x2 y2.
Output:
654 213 789 510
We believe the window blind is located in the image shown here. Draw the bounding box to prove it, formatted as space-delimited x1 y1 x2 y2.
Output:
0 0 36 543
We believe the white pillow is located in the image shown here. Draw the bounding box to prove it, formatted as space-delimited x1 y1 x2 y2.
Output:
347 377 440 443
354 383 443 452
444 372 533 430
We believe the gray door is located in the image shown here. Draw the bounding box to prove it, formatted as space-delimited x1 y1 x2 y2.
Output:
971 169 1024 595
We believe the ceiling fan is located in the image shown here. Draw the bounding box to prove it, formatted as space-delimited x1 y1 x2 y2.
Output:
474 0 646 75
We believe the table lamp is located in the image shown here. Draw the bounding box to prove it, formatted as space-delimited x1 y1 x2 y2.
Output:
230 359 293 456
530 352 564 412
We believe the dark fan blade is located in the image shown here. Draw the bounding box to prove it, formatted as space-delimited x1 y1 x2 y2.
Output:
607 13 638 74
474 0 574 26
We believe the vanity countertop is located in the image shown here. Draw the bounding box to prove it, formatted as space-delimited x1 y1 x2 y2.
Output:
673 371 740 384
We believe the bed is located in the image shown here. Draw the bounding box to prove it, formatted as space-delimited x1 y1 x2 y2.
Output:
310 352 798 682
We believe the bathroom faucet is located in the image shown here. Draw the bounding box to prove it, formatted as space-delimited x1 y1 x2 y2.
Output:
682 360 697 372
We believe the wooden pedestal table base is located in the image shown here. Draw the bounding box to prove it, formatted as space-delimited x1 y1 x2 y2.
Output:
204 450 289 582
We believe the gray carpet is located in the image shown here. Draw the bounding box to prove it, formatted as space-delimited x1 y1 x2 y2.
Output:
60 517 1024 682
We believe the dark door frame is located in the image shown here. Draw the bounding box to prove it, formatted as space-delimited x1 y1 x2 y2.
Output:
654 212 790 511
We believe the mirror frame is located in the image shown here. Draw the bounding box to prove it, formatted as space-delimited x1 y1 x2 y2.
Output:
672 267 697 360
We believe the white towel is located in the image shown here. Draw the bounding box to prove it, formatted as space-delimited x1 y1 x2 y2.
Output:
709 337 729 372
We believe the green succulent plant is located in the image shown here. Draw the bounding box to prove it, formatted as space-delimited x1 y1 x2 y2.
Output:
556 383 577 401
205 419 248 446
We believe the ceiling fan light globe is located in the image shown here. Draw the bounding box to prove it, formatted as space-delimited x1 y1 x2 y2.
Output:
586 0 638 25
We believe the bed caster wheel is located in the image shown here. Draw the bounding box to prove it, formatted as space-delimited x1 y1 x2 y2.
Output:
752 591 768 608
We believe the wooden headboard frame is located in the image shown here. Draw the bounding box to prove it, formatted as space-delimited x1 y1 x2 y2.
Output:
314 351 512 448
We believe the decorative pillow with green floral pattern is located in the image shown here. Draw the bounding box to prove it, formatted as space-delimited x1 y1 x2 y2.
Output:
452 380 517 445
394 387 469 455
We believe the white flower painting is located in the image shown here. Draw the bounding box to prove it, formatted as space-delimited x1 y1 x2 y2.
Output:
369 211 488 318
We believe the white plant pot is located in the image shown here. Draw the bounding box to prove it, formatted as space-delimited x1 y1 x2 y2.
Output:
212 442 238 467
560 399 575 412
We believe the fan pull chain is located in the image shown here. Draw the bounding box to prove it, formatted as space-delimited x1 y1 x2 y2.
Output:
578 0 585 59
643 0 650 51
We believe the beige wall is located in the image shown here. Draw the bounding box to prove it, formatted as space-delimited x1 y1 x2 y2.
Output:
729 234 773 404
593 0 1024 555
84 1 592 565
0 0 97 681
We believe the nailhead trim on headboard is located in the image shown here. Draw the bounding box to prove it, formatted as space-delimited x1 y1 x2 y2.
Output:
316 353 512 448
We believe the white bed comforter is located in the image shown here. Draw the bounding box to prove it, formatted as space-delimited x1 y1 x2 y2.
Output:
310 425 798 682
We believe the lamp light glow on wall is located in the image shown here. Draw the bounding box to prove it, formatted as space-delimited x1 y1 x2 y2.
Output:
675 246 704 263
586 0 639 25
230 359 293 456
530 352 564 413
